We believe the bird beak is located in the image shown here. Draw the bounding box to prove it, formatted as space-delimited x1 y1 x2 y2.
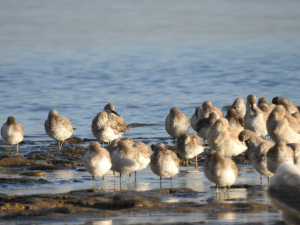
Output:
112 110 120 117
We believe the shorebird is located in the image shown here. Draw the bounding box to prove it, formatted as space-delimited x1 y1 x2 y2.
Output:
258 97 275 117
44 110 73 150
267 105 300 144
199 101 223 120
133 141 152 182
176 133 204 170
82 141 112 190
238 129 273 164
110 138 140 184
230 98 246 116
150 143 179 185
272 96 299 115
267 164 300 218
191 106 202 132
203 151 239 192
1 116 24 153
196 112 217 145
252 142 274 182
225 108 244 132
267 140 295 174
244 94 268 138
207 118 247 157
92 103 129 147
165 107 189 146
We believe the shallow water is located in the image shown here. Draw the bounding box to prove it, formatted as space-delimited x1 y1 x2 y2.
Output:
1 0 300 224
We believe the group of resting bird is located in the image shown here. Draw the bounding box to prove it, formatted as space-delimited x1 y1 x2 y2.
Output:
1 96 300 223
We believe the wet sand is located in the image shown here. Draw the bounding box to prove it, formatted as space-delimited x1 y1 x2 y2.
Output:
0 138 283 224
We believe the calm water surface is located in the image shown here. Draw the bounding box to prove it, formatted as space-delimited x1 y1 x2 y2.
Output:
1 0 300 224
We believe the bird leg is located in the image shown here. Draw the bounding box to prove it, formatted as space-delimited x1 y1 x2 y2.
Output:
195 155 198 169
92 176 95 190
9 144 12 153
16 143 19 153
102 175 105 191
135 171 137 183
129 172 131 183
160 176 162 189
186 158 189 171
58 141 63 151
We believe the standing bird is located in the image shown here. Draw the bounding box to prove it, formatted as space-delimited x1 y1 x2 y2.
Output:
165 107 189 146
238 129 273 164
272 96 299 115
239 129 274 184
196 112 217 145
176 133 204 170
267 105 300 144
133 141 152 182
267 164 300 220
44 110 73 150
150 143 179 185
230 98 246 116
110 138 140 184
207 118 247 157
244 94 268 138
203 151 239 192
267 140 295 174
199 101 223 120
92 103 129 147
258 97 275 117
225 108 244 132
1 116 24 153
82 141 112 190
191 106 202 132
252 142 274 183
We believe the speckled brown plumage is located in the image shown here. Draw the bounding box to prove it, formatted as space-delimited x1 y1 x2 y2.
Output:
225 108 244 132
165 107 189 141
201 101 223 119
92 103 129 146
267 105 300 143
203 151 239 189
44 109 73 150
196 112 217 142
150 143 179 181
231 98 246 116
272 96 299 115
267 140 295 173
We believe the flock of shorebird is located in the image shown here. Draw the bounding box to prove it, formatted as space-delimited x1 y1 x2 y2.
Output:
1 95 300 224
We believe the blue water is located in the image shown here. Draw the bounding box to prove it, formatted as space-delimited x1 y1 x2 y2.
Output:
1 0 300 145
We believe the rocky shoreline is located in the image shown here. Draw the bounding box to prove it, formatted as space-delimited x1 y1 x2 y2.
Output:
0 138 283 224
